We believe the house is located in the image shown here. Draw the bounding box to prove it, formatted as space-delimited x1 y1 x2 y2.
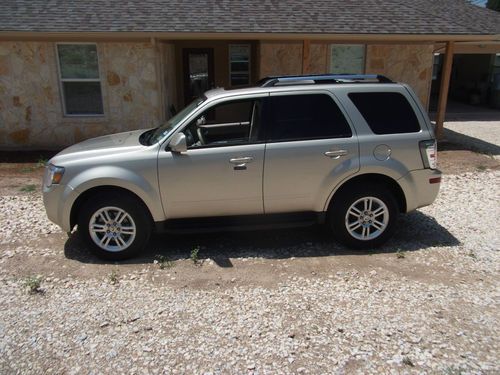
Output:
0 0 499 149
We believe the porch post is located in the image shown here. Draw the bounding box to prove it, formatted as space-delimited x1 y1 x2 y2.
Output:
302 40 311 74
435 41 454 139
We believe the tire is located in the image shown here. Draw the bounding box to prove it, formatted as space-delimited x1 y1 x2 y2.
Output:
77 192 152 260
329 185 398 249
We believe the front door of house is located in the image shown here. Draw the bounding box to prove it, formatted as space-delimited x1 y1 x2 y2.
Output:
183 48 214 106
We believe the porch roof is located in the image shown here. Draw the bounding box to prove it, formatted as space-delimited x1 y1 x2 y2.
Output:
0 0 499 37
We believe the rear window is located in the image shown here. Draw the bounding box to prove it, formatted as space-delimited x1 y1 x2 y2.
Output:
348 92 421 134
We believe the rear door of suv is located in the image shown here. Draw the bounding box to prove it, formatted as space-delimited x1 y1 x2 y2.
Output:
262 90 360 214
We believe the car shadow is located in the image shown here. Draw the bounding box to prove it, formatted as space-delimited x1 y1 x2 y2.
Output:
64 210 460 265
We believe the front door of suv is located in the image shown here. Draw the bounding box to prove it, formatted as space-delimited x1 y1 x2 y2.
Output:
158 96 266 219
262 91 360 213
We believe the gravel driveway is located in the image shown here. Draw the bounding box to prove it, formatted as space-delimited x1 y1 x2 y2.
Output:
0 170 499 372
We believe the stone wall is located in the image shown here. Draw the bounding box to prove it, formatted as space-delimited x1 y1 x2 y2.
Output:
258 41 433 109
0 42 162 149
258 42 303 77
365 44 434 109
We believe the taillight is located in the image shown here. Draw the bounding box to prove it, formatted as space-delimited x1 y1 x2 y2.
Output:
419 140 437 169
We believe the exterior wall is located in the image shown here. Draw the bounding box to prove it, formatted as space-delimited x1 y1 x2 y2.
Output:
0 41 162 149
258 41 303 77
258 41 434 109
365 44 434 109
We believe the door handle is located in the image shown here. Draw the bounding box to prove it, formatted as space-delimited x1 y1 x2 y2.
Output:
324 150 348 159
229 157 254 164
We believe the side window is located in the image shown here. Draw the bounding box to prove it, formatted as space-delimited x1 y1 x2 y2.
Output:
348 92 421 134
266 94 352 142
184 99 262 148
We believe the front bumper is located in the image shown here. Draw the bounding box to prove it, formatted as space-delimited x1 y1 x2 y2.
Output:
397 169 442 212
43 183 76 232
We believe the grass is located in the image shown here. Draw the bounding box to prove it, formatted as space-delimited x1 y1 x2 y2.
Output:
20 184 37 193
155 255 174 269
20 166 35 173
36 157 48 168
109 270 119 285
396 249 406 259
22 276 43 294
190 246 201 265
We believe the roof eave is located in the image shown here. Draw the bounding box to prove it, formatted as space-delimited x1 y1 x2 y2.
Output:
0 31 499 43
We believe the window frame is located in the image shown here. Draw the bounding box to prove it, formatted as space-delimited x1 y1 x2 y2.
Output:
329 44 366 75
264 91 354 143
56 42 105 117
228 44 251 87
180 96 266 150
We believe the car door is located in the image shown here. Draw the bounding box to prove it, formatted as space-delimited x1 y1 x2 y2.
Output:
262 90 360 213
157 96 266 219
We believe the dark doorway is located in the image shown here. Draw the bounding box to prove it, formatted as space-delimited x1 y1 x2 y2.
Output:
182 48 214 105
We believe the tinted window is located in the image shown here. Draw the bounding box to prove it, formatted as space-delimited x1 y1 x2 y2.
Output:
266 94 352 141
348 92 420 134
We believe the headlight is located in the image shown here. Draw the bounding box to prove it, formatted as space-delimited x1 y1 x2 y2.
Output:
45 164 65 187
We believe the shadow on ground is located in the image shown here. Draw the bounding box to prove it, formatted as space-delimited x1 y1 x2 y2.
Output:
64 211 460 265
441 128 500 156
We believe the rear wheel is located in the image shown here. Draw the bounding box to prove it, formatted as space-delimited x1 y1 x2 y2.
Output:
77 192 151 260
329 185 398 249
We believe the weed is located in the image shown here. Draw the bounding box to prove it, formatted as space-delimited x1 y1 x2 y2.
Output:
476 165 487 171
396 250 406 259
109 270 119 285
190 246 201 265
402 357 414 367
20 166 35 173
37 157 48 168
468 251 477 260
20 184 37 193
22 276 43 294
155 255 174 269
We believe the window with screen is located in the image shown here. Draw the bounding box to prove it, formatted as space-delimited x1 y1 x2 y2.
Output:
57 44 104 115
266 94 352 142
348 92 421 134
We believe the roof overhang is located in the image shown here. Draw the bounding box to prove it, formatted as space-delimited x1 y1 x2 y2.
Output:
0 31 499 44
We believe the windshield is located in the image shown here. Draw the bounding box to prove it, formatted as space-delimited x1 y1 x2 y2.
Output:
148 98 205 144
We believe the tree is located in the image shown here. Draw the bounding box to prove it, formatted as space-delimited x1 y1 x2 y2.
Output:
486 0 500 11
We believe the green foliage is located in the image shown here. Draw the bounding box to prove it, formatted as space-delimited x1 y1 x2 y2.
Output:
22 276 43 294
190 246 201 265
20 184 37 193
155 255 174 269
109 270 119 285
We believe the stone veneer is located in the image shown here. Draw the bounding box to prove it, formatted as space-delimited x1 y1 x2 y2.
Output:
258 41 433 109
365 44 434 109
0 42 162 149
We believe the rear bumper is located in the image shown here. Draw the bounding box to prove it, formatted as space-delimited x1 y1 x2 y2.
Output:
398 169 442 212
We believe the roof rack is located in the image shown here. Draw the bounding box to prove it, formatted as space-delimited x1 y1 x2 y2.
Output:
257 74 393 87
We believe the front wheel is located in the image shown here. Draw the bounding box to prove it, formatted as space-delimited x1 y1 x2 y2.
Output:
77 192 151 260
329 186 398 249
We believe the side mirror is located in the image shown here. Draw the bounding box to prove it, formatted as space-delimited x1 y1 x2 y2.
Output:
169 132 187 153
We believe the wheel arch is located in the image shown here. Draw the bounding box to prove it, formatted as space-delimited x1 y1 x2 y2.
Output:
70 186 154 230
325 173 407 214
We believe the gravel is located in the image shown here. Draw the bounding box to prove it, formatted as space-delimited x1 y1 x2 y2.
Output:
0 170 499 374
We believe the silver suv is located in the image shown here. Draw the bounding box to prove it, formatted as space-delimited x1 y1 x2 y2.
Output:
43 74 441 260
